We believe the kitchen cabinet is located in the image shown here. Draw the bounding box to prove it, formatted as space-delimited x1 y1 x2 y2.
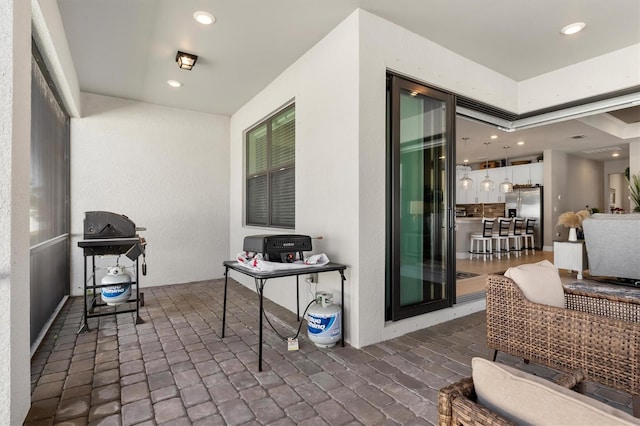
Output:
530 162 544 185
510 164 529 185
456 162 544 206
509 162 544 186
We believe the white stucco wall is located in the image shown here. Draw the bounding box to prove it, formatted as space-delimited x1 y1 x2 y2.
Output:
229 12 361 345
0 0 32 423
70 93 230 295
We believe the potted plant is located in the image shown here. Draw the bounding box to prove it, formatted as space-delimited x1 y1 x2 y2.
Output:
556 210 590 241
628 171 640 212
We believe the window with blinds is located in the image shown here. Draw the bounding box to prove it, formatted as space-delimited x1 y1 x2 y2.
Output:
246 104 295 228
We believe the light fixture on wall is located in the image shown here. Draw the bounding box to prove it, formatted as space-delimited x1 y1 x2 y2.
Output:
499 145 514 193
459 137 473 190
176 51 198 70
480 142 495 192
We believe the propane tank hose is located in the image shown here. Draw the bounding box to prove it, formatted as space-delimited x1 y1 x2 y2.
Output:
262 299 315 341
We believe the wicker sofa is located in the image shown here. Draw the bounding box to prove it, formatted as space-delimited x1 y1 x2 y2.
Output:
438 359 639 425
486 273 640 416
438 364 583 426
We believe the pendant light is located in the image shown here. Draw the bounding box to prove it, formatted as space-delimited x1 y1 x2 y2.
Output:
459 137 473 190
499 145 514 193
480 142 495 192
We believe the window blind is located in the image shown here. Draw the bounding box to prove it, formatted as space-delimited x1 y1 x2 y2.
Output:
246 105 295 228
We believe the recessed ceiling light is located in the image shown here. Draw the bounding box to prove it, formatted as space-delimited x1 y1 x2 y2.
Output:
167 80 182 88
561 22 586 35
463 159 469 163
517 141 525 145
490 135 498 139
612 152 620 157
193 11 215 25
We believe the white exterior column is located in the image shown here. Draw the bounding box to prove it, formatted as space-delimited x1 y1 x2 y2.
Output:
0 0 33 423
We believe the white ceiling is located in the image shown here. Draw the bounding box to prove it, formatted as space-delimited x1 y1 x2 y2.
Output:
56 0 640 163
457 113 636 164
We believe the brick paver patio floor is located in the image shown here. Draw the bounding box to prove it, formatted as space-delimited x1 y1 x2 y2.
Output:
25 278 634 425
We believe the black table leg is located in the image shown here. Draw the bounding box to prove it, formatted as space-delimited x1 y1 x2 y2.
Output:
135 258 143 324
222 266 229 338
339 270 346 347
79 255 89 333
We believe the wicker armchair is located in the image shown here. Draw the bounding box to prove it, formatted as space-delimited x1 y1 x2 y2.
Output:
486 274 640 416
438 369 585 426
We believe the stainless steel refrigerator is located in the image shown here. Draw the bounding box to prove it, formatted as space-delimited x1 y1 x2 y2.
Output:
505 186 543 250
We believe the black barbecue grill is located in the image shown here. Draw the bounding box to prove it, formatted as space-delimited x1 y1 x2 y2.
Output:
77 211 147 332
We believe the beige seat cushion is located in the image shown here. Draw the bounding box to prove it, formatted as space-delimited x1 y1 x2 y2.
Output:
504 259 565 308
472 358 639 425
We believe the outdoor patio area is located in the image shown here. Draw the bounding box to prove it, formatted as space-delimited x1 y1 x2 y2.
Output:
26 274 634 425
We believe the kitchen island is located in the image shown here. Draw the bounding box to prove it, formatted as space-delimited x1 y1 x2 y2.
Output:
455 218 483 259
455 203 506 259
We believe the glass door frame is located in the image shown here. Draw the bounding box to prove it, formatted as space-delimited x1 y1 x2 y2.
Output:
387 74 457 321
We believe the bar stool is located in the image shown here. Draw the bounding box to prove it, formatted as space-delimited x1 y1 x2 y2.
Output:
469 218 495 261
491 217 511 259
523 218 536 254
507 217 525 257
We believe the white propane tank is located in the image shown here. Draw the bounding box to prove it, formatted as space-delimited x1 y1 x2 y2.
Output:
101 266 132 305
307 292 341 348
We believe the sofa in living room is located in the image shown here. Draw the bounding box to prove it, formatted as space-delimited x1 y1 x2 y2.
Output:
582 213 640 283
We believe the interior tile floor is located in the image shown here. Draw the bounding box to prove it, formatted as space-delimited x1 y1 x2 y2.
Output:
26 252 633 425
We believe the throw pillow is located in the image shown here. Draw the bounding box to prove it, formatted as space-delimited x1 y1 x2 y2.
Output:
504 259 565 308
472 358 638 425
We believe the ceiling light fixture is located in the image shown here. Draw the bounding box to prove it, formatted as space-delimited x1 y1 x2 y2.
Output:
167 80 183 88
612 152 620 157
561 22 586 35
176 51 198 70
459 137 473 190
490 135 498 139
499 146 513 193
480 142 495 192
517 141 525 146
193 11 215 25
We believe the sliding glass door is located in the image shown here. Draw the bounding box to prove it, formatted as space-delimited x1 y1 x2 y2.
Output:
387 75 456 320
